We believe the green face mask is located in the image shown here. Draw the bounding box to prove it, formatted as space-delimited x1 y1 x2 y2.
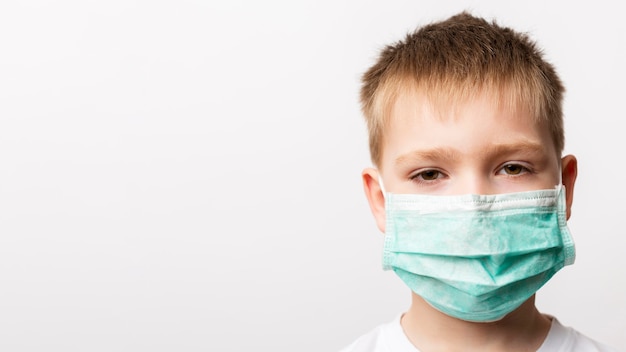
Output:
383 185 575 322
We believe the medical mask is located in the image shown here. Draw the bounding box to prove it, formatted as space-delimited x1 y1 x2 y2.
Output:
382 184 575 322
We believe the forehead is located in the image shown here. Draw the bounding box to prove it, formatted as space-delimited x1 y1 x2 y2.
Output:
387 82 535 123
380 87 555 166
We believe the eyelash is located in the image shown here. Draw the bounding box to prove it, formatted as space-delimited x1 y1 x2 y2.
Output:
409 169 447 184
497 162 534 176
408 163 534 184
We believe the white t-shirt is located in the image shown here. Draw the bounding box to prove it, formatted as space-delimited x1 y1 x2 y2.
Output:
340 315 620 352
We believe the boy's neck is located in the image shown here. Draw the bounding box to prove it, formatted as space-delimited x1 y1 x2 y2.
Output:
401 294 552 352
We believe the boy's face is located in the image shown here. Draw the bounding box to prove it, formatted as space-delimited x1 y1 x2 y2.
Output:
363 89 577 233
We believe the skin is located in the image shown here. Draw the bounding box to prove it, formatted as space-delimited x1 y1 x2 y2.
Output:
362 89 578 352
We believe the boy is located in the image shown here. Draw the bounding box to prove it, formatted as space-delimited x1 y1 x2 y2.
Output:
341 12 618 352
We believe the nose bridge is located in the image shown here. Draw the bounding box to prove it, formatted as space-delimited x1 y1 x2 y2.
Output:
454 167 494 195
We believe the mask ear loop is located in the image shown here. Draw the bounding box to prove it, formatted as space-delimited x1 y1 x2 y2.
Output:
557 163 563 190
378 174 387 199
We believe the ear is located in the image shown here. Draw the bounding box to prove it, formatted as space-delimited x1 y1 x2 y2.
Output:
561 155 578 220
362 168 386 233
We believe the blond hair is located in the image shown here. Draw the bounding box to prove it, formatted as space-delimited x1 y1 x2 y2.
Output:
360 12 565 167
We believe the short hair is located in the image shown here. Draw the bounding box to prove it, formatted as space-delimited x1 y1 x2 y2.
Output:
360 12 565 167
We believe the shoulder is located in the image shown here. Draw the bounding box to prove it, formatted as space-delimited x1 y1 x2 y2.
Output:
338 324 386 352
540 316 621 352
338 315 418 352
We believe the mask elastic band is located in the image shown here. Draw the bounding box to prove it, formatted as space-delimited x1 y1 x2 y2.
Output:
378 174 387 199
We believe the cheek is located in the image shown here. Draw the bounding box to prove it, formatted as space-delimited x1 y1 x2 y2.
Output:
509 173 560 193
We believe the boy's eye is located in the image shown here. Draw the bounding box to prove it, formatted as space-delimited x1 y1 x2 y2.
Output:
411 170 444 181
500 164 529 175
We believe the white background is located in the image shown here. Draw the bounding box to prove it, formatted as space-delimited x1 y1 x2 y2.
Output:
1 1 624 351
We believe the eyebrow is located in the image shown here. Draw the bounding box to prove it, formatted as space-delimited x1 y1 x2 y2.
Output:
394 141 546 166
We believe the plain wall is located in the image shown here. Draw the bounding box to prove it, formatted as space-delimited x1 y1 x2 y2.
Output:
1 1 624 351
